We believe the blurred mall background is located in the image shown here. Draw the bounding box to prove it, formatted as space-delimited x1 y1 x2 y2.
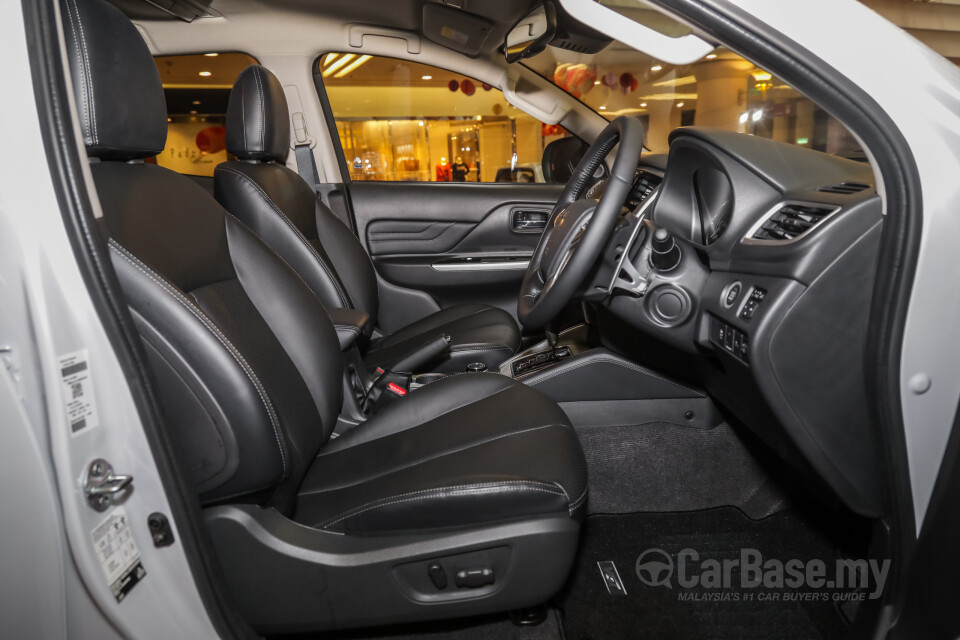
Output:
151 0 958 181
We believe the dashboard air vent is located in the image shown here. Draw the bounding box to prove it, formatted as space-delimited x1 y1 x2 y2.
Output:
817 182 870 195
751 203 838 242
627 170 663 209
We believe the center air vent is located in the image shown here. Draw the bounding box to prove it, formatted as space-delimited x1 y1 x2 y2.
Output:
817 182 871 195
748 203 839 243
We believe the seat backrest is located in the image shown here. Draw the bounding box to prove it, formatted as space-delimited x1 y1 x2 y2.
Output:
214 66 380 330
61 0 342 513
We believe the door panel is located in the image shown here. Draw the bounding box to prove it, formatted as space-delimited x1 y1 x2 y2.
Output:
351 181 563 321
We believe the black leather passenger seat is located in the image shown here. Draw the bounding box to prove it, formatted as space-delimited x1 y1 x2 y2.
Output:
296 373 587 533
60 0 587 629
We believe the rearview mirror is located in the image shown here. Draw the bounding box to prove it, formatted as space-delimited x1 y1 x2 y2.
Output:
543 136 608 184
505 3 557 63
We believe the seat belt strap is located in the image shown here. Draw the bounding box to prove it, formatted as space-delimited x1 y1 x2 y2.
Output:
292 111 321 190
295 142 321 190
292 111 355 231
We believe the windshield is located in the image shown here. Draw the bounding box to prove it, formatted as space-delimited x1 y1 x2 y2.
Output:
522 1 861 157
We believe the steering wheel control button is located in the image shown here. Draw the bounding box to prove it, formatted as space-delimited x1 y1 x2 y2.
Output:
722 281 742 308
739 286 768 321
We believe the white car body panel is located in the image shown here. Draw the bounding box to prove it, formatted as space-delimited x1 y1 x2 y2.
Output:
0 1 221 636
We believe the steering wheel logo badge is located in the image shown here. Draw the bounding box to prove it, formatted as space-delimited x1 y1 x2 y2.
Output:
636 548 674 588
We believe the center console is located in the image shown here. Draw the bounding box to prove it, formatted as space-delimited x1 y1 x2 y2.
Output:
501 324 720 429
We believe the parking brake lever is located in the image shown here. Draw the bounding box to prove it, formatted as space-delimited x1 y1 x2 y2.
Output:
363 334 451 414
385 334 452 375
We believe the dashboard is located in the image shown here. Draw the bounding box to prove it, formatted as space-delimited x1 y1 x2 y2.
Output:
591 127 884 516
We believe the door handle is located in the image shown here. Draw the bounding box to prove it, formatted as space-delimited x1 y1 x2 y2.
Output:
512 209 548 232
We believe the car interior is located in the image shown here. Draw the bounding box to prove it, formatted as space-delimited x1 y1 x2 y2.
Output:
59 0 890 637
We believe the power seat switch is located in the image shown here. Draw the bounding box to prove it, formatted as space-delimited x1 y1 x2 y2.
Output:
455 567 495 589
427 562 448 590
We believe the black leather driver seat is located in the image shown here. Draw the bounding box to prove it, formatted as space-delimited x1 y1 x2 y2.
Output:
214 65 521 374
61 0 586 630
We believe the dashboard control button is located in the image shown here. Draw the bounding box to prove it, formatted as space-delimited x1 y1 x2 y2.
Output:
739 287 768 321
722 281 742 308
709 314 749 365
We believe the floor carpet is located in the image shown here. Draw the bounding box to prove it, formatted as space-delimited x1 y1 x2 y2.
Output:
557 507 872 640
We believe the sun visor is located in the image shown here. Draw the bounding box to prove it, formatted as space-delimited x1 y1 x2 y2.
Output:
422 4 495 58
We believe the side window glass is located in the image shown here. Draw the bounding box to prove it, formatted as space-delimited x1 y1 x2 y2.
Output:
320 53 571 183
152 53 258 177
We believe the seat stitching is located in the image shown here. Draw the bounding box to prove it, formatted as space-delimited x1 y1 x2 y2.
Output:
569 486 589 511
335 325 361 334
524 355 704 396
62 1 87 141
240 73 247 151
314 381 516 459
218 166 351 307
317 481 567 529
66 0 97 144
448 345 513 353
109 241 288 475
306 423 570 492
223 212 331 316
253 66 264 151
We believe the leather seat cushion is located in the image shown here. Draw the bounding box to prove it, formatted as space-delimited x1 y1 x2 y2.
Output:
365 304 521 374
295 374 587 533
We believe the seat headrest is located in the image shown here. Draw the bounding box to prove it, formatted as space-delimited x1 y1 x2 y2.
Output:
225 65 291 162
60 0 167 160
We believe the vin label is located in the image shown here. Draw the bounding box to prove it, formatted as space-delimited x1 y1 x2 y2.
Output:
91 507 146 602
57 349 99 436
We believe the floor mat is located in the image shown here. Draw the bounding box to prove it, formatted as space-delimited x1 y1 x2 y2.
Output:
558 508 871 640
276 609 563 640
576 423 792 519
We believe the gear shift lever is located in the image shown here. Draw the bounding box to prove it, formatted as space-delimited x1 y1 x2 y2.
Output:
545 328 559 352
510 324 572 376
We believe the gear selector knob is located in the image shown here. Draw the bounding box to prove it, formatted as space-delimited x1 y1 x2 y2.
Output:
651 227 681 272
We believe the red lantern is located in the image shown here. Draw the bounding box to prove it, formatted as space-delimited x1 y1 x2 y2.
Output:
460 79 475 96
481 82 492 91
195 126 226 154
448 79 459 92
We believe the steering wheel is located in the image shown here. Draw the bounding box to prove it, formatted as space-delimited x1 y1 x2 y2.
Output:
517 116 645 329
